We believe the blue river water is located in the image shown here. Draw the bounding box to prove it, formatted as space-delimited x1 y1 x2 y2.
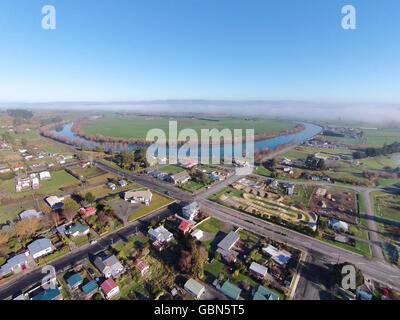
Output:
52 122 322 156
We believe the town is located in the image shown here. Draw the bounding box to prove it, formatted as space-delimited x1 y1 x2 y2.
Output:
0 109 400 301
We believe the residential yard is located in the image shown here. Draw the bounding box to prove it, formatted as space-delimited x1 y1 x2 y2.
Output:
160 165 185 174
180 180 203 192
128 192 174 222
196 217 225 234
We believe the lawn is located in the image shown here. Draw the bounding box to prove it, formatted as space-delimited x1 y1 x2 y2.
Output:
160 165 185 174
0 169 80 199
253 166 271 177
81 114 296 139
196 217 225 233
128 192 174 221
180 180 203 192
372 192 400 222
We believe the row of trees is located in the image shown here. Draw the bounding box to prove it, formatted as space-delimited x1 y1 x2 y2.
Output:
353 141 400 159
178 236 209 279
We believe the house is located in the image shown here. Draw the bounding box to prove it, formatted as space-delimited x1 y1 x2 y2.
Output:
79 207 97 217
66 273 83 289
14 165 24 171
217 231 240 252
282 183 295 195
46 162 54 168
178 220 194 234
268 179 278 188
46 195 65 210
216 280 241 300
356 289 373 300
18 149 27 154
329 219 349 232
191 229 204 240
81 280 98 296
0 167 10 173
27 238 54 259
106 182 116 190
249 262 268 278
335 234 349 244
148 226 174 243
31 177 39 189
184 279 205 299
94 254 124 279
65 224 90 237
124 189 153 205
133 258 150 276
0 252 30 276
315 188 327 197
180 160 198 169
169 171 191 185
182 201 200 221
311 175 320 181
80 161 91 168
101 278 120 299
252 285 280 300
19 209 43 220
262 244 292 265
39 171 51 180
24 154 33 160
216 231 240 263
31 287 62 300
118 180 128 187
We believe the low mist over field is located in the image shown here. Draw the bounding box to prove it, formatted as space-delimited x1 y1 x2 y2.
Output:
1 100 400 123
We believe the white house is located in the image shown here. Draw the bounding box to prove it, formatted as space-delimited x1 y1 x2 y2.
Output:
182 202 200 221
262 244 292 265
39 171 51 180
329 219 349 233
27 238 54 260
191 229 204 240
46 195 64 209
0 252 30 276
124 189 152 205
19 209 43 220
249 262 268 278
148 226 174 243
184 279 205 299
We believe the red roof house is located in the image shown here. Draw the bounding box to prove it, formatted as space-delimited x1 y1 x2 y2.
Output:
133 258 150 276
101 278 120 299
79 207 97 217
178 220 194 234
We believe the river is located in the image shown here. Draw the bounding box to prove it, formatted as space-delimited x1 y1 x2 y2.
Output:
51 121 322 156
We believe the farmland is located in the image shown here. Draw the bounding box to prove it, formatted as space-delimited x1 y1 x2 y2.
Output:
81 114 296 139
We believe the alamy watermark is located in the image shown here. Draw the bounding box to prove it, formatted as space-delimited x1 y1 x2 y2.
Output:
146 121 255 175
41 5 56 30
341 264 356 290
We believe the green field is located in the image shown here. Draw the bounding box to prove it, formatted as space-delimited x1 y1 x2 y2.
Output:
372 192 400 222
196 217 225 233
325 128 400 146
0 169 80 199
160 164 185 174
180 180 203 192
81 114 296 139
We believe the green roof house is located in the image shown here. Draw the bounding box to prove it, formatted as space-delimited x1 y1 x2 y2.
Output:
66 224 90 237
252 285 280 300
81 280 98 295
66 273 83 288
218 281 241 300
31 287 62 300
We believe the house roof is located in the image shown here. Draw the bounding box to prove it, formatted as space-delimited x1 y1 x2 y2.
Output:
148 226 173 242
178 220 194 232
329 219 349 230
66 273 83 287
249 262 268 277
262 244 292 265
182 202 199 216
27 238 53 256
82 280 98 295
184 279 205 296
220 281 241 300
0 253 28 275
171 171 190 181
31 287 61 300
101 278 118 294
217 231 240 252
80 207 96 215
133 258 149 273
125 189 152 202
253 285 280 300
68 224 89 235
19 209 43 220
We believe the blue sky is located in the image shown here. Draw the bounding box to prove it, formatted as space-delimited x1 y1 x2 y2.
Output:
0 0 399 103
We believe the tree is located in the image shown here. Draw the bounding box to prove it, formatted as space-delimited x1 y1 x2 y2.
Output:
62 208 77 222
317 159 326 170
15 218 40 241
0 232 10 246
178 250 192 273
84 192 96 204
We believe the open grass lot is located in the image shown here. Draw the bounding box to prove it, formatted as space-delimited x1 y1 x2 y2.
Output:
128 191 174 221
372 191 400 222
159 164 185 174
81 114 296 139
324 128 400 146
0 169 80 199
196 217 225 233
180 180 203 192
253 165 271 177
